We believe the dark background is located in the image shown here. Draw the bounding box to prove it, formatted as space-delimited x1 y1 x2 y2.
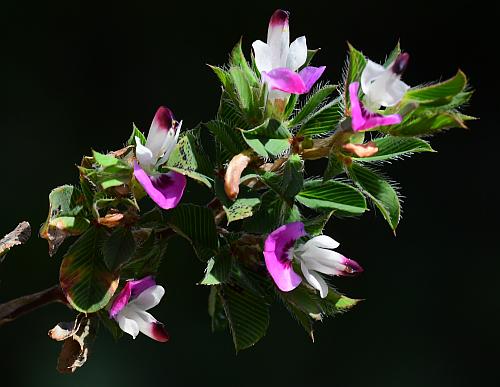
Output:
0 1 497 386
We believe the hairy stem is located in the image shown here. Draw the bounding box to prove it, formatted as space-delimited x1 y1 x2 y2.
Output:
0 285 67 327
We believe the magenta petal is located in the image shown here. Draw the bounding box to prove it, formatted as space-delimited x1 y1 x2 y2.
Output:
262 68 307 94
269 9 289 27
109 276 156 318
349 82 402 132
298 66 326 92
134 162 186 210
264 222 306 292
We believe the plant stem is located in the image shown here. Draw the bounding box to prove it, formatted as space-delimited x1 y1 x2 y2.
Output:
0 285 67 327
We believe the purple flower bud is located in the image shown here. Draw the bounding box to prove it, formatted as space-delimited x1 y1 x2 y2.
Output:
392 52 410 75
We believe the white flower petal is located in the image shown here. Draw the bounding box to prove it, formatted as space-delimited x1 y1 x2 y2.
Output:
286 36 307 71
361 60 386 95
132 285 165 311
252 40 273 73
135 140 155 171
304 235 340 250
297 246 344 275
267 17 289 68
116 310 140 339
300 262 328 298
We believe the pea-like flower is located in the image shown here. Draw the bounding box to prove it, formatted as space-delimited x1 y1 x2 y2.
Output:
361 53 410 110
109 276 169 342
252 9 325 99
133 106 186 209
263 222 363 298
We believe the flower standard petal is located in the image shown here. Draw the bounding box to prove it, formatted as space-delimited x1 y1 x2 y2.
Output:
109 276 157 318
262 68 307 94
267 9 290 68
303 234 340 250
286 36 307 71
264 222 306 292
145 106 175 160
252 40 273 73
133 162 186 210
349 82 402 132
132 285 165 311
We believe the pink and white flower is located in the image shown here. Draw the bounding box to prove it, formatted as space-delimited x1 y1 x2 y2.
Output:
361 53 410 110
252 10 325 100
134 107 186 209
109 276 169 342
263 222 363 298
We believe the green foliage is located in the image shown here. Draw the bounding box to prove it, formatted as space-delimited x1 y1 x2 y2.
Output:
208 287 229 332
323 153 344 181
167 204 219 261
383 41 401 67
296 179 367 215
242 119 291 158
40 185 90 257
302 212 334 236
60 227 119 313
200 250 233 285
127 123 147 146
220 283 270 352
165 131 213 188
352 136 434 162
348 163 401 231
344 44 367 94
102 227 136 272
289 85 337 128
223 198 261 224
297 97 343 137
120 231 168 278
404 70 467 104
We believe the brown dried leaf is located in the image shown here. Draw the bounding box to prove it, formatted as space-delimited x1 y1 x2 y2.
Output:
55 314 97 374
0 222 31 262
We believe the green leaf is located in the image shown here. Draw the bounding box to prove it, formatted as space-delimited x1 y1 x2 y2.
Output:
97 310 123 341
92 150 121 168
290 85 337 127
200 251 233 285
302 212 334 236
383 110 469 136
404 70 467 103
352 136 434 162
260 154 304 202
223 198 261 224
217 92 248 129
165 131 213 188
283 93 299 119
303 49 319 69
220 284 270 352
296 179 367 215
383 41 401 68
40 185 90 257
348 163 400 231
120 232 167 279
230 39 258 86
243 191 300 234
208 286 229 332
205 120 247 159
230 66 254 111
209 65 231 89
344 43 366 91
242 119 291 157
297 97 343 137
167 204 219 261
102 227 137 272
323 153 344 181
127 123 146 146
60 227 119 313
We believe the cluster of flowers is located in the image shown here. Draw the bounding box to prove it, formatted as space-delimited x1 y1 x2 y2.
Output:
115 9 412 342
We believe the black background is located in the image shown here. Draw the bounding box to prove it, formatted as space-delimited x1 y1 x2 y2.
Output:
0 1 497 386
